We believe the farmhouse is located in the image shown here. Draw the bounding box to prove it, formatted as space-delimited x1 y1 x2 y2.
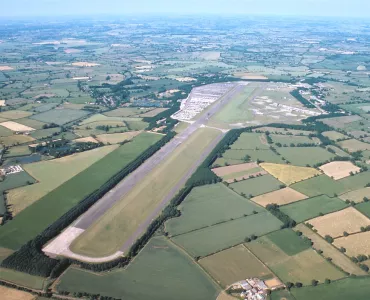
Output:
232 278 269 300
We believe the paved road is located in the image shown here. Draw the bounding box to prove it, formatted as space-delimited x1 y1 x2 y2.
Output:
74 83 245 231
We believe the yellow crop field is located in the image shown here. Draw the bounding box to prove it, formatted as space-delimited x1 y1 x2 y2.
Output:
0 286 35 300
0 121 35 132
334 231 370 257
251 187 307 207
7 145 118 215
260 163 321 185
319 161 361 180
308 207 370 238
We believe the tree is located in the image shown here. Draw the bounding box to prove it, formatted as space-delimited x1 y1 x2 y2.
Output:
311 279 318 286
325 279 331 284
295 282 303 288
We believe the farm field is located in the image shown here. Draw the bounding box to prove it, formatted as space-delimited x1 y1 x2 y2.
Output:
270 134 319 145
229 174 283 198
260 163 321 185
199 244 273 287
0 110 33 120
70 128 221 257
0 132 161 250
215 149 284 166
307 207 370 238
230 132 270 150
171 212 282 258
280 195 348 223
0 267 46 290
57 237 220 300
103 107 152 117
333 231 370 257
276 147 336 166
251 187 307 207
15 118 46 130
30 109 89 125
340 188 370 203
3 145 32 157
30 127 61 139
322 131 348 141
295 224 366 275
165 183 263 236
0 121 35 132
319 161 361 180
0 134 35 146
211 162 266 182
6 145 118 216
95 131 141 144
355 201 370 218
270 289 295 300
0 286 35 300
338 139 370 152
290 277 370 300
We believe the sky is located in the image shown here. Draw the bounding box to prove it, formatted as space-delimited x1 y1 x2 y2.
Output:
1 0 370 18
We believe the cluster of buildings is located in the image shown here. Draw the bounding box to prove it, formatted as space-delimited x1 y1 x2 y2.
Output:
232 278 269 300
171 82 236 121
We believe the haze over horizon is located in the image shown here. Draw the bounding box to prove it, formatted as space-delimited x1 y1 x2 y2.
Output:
1 0 370 18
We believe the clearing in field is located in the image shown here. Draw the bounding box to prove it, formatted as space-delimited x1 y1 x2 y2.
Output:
0 286 35 300
295 224 366 275
276 146 336 167
339 139 370 153
70 128 221 258
57 236 219 300
0 121 35 132
73 136 99 143
251 187 307 207
334 231 370 257
340 187 370 203
319 161 361 180
199 244 273 287
72 62 100 67
0 66 14 71
165 183 263 237
260 163 321 185
6 145 118 216
308 207 370 238
0 110 33 120
95 131 141 144
0 133 162 250
280 195 348 223
229 174 283 198
171 212 282 258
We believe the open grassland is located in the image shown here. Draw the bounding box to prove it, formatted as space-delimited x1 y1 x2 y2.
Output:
246 237 344 285
322 131 348 141
340 188 370 203
0 110 33 120
266 228 312 256
103 107 152 117
260 163 321 185
229 175 283 198
171 212 282 258
0 133 161 250
326 145 351 157
338 139 370 152
30 127 61 139
333 231 370 257
291 172 370 197
70 128 221 257
30 108 89 125
79 113 125 125
276 147 336 167
321 115 362 128
270 289 295 300
280 195 348 223
270 134 320 145
253 127 315 136
269 249 345 285
7 145 118 216
165 184 263 237
355 201 370 218
0 247 14 263
319 161 361 180
0 286 35 300
139 108 169 117
295 224 366 275
0 267 45 290
308 207 370 238
3 145 32 157
251 187 307 207
0 134 35 146
124 119 148 131
58 237 220 300
290 277 370 300
215 149 284 166
230 133 270 150
0 126 13 137
95 131 141 144
199 244 273 287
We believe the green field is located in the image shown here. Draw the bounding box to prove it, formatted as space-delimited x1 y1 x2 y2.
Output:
270 289 295 300
172 212 282 258
230 132 270 150
220 149 284 165
276 147 336 166
291 277 370 300
103 107 152 117
0 110 33 120
339 187 370 203
271 134 319 146
30 127 61 139
292 172 370 197
30 108 89 125
280 195 348 223
165 184 263 236
355 202 370 218
322 131 348 141
57 237 220 300
0 267 46 290
0 132 161 249
3 145 31 157
229 175 283 198
266 228 312 256
70 128 221 257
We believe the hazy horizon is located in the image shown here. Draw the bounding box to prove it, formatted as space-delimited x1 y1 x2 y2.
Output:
1 0 370 18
